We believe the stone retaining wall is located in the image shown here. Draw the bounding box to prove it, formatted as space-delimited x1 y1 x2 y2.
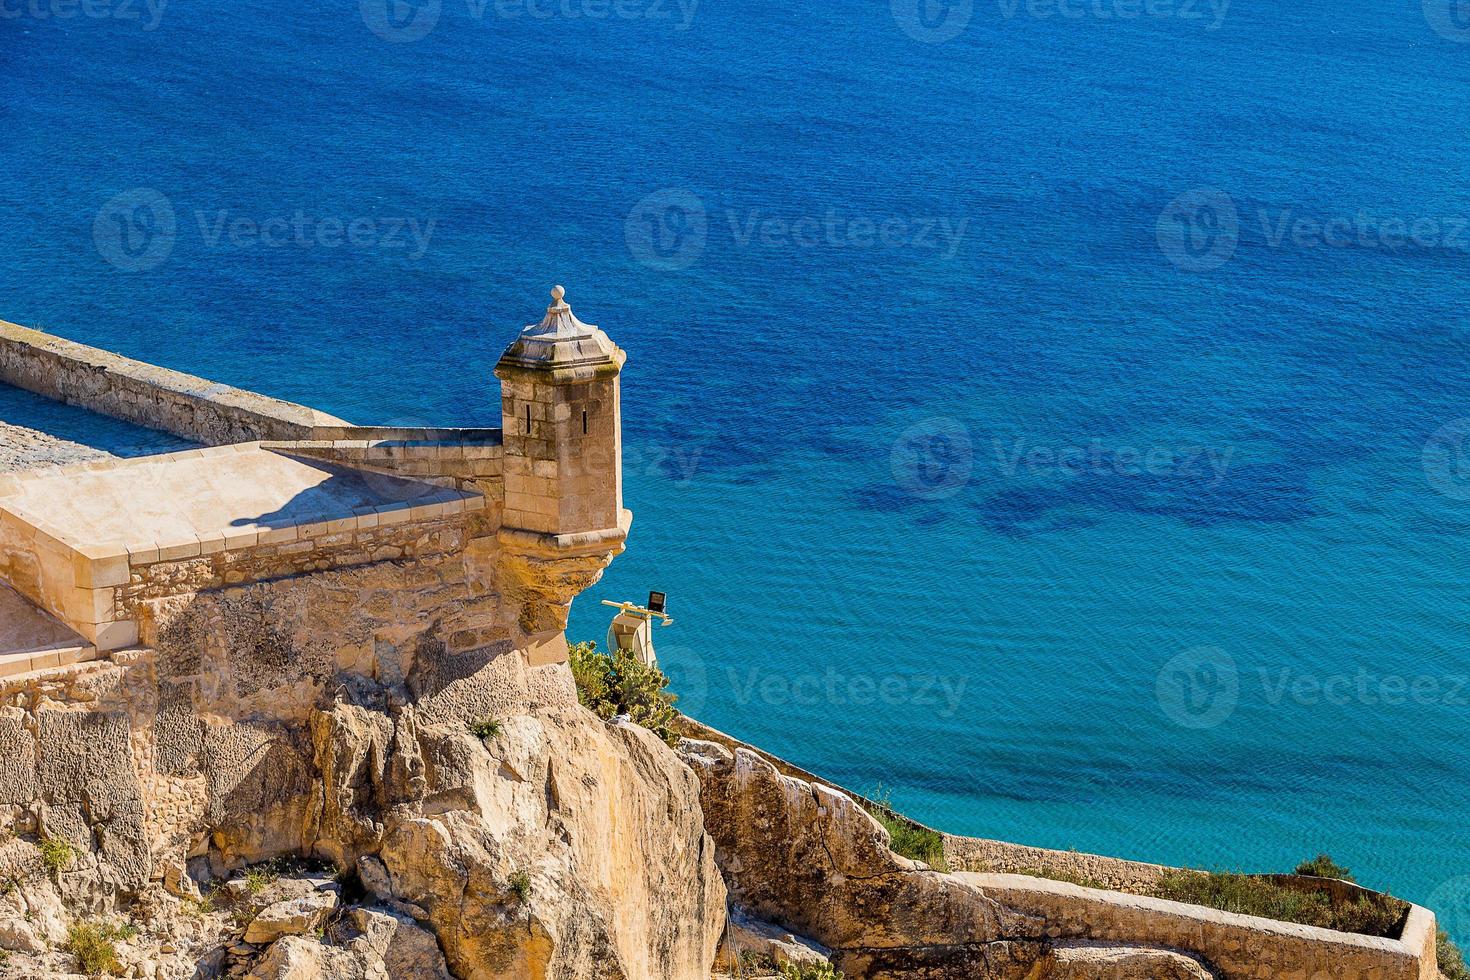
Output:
965 873 1438 980
942 835 1172 893
0 320 348 445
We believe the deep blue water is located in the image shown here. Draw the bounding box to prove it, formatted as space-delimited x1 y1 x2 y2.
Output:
6 0 1470 941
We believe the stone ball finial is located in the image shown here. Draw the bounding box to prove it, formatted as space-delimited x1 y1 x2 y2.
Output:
551 285 566 303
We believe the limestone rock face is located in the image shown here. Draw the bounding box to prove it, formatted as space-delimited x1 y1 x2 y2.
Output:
248 906 453 980
1034 940 1217 979
680 739 1046 980
243 887 341 944
0 639 726 980
370 707 726 979
714 906 835 973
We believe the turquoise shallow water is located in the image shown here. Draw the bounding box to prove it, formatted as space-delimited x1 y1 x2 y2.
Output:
4 0 1470 941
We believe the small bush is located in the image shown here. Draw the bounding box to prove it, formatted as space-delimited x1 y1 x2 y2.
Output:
244 860 282 896
1149 870 1406 937
508 870 532 904
66 921 130 976
1293 853 1355 882
1440 930 1470 980
39 837 76 876
181 895 215 918
779 963 845 980
568 641 680 747
468 717 502 740
863 787 947 871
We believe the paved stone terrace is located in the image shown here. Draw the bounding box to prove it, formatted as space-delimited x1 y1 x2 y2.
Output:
0 382 198 473
0 444 474 554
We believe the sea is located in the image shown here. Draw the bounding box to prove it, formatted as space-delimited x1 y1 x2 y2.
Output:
4 0 1470 941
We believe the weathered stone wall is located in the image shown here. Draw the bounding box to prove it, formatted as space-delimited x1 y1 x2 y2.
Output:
943 836 1172 893
966 874 1438 980
0 319 348 445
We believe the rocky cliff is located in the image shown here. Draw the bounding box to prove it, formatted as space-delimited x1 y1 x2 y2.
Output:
0 640 726 980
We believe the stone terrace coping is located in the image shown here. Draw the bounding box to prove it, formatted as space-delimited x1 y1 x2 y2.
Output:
0 319 349 446
0 444 484 650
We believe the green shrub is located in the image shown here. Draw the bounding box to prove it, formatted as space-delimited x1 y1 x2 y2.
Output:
779 963 845 980
1440 929 1470 980
65 921 131 976
1293 853 1355 882
508 870 532 904
863 787 947 871
568 641 680 747
1148 870 1406 937
244 860 282 896
39 837 77 876
468 717 502 739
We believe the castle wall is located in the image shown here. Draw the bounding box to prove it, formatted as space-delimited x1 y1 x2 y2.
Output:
0 320 348 446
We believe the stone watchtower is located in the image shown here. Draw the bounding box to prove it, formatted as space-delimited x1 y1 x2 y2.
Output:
495 286 632 663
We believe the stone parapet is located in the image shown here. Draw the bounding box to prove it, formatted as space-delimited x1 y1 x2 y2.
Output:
0 320 348 445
